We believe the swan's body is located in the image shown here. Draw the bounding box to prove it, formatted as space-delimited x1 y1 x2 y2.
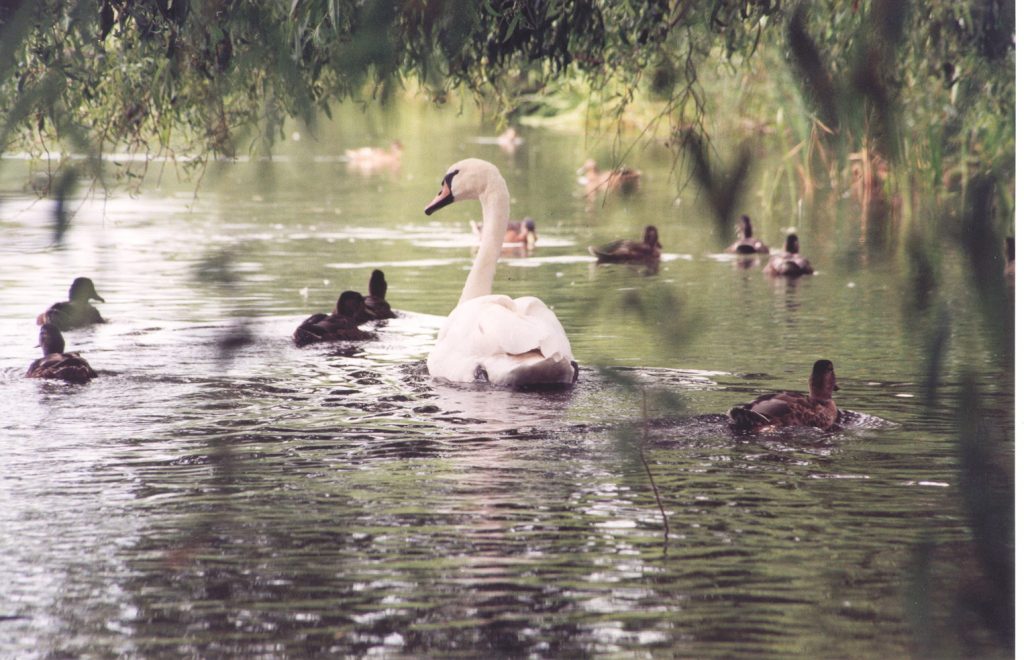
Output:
26 323 97 384
424 159 577 388
764 234 813 277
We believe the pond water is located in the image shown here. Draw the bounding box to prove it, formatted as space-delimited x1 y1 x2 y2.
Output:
0 106 1013 656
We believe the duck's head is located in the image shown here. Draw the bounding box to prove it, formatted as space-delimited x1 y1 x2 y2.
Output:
576 159 598 176
37 323 66 355
368 269 388 298
333 290 367 318
424 159 502 215
643 225 662 249
523 217 538 248
69 277 105 303
738 215 753 239
785 233 800 254
809 359 839 400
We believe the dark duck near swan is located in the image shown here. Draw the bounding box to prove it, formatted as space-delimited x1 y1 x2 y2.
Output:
293 290 374 347
364 269 397 320
37 277 106 330
728 360 840 432
727 215 769 254
589 225 661 263
764 234 813 276
26 323 98 384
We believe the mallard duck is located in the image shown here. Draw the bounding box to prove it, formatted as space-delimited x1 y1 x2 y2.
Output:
37 277 106 330
26 323 98 384
764 234 813 276
471 217 538 249
589 225 661 263
496 128 523 153
728 360 840 432
577 159 642 195
293 290 375 347
345 140 403 173
727 215 769 254
364 269 397 320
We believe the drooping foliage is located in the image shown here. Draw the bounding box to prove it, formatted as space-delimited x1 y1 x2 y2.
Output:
0 1 1013 186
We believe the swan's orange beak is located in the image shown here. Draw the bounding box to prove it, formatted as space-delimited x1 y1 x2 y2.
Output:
424 179 454 215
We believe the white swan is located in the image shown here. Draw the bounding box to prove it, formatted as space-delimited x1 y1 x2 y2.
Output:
423 158 578 387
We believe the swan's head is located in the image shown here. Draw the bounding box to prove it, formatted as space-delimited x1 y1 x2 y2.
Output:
37 323 66 355
810 359 839 399
69 277 105 303
785 233 800 254
424 158 501 215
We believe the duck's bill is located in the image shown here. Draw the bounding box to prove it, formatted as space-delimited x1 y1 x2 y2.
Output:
93 295 106 303
424 181 454 215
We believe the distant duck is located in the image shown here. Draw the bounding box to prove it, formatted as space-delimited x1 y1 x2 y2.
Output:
26 323 98 384
577 159 642 195
293 290 374 347
589 225 661 263
764 234 813 277
728 360 840 432
37 277 106 330
496 128 523 153
364 269 397 320
471 217 538 249
727 215 769 254
345 140 403 173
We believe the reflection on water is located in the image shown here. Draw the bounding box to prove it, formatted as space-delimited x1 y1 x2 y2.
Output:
0 115 1011 656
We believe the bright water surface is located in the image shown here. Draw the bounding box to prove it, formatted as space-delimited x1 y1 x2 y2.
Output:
0 106 1013 656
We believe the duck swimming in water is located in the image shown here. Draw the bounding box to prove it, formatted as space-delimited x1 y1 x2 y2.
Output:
726 215 769 254
37 277 106 330
364 269 397 320
471 217 538 250
764 234 813 277
26 323 98 384
293 290 375 347
589 225 661 263
577 159 642 196
728 360 840 432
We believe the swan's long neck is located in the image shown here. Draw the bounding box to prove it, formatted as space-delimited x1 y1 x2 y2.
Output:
459 175 510 304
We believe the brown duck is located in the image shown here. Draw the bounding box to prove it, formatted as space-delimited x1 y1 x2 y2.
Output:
364 269 397 320
764 234 813 277
26 323 98 384
728 360 840 432
293 290 374 347
589 225 661 263
37 277 106 330
727 215 769 254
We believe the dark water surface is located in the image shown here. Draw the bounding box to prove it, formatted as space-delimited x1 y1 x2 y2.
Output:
0 108 1012 656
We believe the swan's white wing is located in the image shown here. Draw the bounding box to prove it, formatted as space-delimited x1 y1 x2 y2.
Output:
428 294 575 385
